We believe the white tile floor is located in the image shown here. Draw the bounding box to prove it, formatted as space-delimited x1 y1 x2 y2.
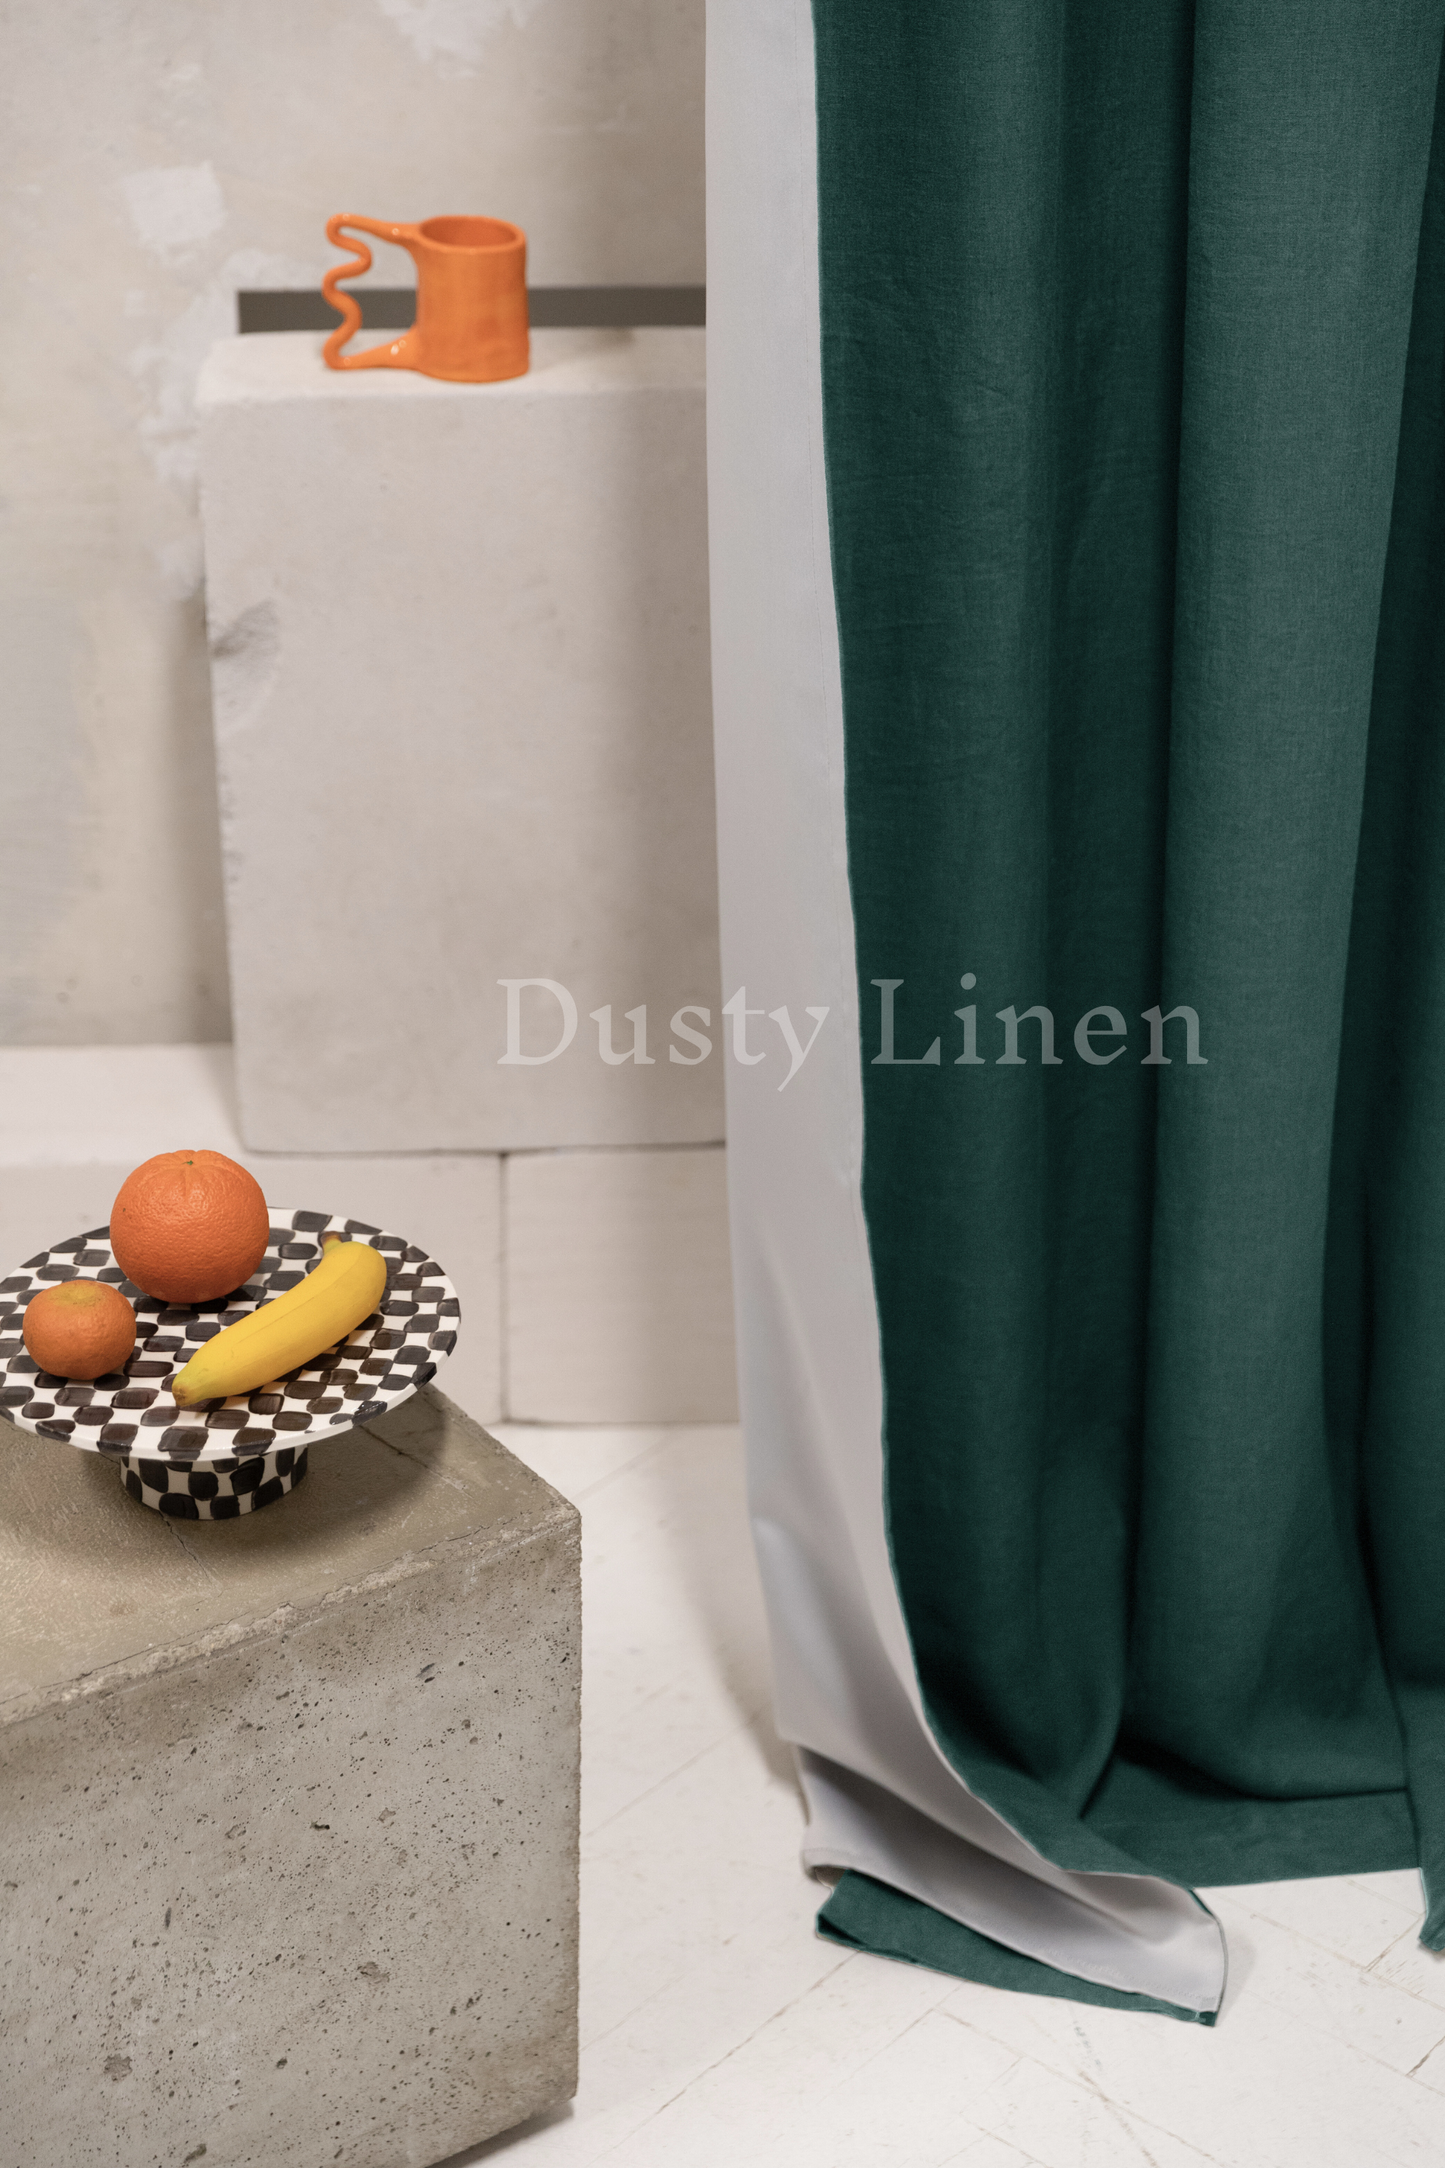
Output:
3 1052 1444 2163
471 1423 1445 2168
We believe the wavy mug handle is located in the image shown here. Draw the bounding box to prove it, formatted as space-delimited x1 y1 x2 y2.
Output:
322 216 422 371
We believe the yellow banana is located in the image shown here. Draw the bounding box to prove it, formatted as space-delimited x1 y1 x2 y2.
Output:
171 1236 388 1407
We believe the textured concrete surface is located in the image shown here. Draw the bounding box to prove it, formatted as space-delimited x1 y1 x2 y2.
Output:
0 1387 580 2166
199 329 720 1153
1 0 703 1046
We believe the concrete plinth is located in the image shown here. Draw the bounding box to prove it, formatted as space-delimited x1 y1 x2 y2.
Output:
198 329 721 1154
0 1388 580 2168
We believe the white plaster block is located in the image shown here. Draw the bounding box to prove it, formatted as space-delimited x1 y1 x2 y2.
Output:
198 330 721 1155
248 1154 503 1431
0 1045 239 1168
0 1156 502 1429
0 1046 505 1428
0 1387 579 2167
505 1147 737 1425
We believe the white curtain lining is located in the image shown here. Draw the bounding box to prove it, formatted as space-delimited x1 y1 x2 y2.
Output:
706 0 1225 2015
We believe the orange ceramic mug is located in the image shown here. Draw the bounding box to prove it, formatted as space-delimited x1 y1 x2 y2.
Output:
322 214 529 383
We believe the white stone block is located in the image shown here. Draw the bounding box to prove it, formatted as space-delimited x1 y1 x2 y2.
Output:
0 1387 579 2167
505 1146 737 1424
0 1160 504 1430
232 1153 504 1431
0 1044 505 1428
198 330 722 1155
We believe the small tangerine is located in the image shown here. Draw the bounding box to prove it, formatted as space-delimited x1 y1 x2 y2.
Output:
23 1280 137 1382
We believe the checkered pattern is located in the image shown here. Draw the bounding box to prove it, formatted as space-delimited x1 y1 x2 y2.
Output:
119 1444 308 1518
0 1209 458 1466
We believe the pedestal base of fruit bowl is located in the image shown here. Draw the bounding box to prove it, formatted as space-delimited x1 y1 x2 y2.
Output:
116 1443 308 1517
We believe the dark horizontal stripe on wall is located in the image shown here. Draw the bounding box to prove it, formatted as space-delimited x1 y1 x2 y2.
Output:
236 286 706 334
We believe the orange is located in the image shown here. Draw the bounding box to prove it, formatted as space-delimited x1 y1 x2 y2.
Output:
23 1279 136 1381
110 1150 270 1304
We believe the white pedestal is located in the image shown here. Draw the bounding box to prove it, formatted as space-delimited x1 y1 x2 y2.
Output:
198 331 721 1153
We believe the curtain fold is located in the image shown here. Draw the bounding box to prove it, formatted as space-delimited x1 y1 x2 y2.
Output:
708 0 1445 2016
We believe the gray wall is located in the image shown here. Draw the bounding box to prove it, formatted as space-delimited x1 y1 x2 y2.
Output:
0 1 704 1045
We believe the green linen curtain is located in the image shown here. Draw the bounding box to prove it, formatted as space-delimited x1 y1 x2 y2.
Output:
812 0 1445 1989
